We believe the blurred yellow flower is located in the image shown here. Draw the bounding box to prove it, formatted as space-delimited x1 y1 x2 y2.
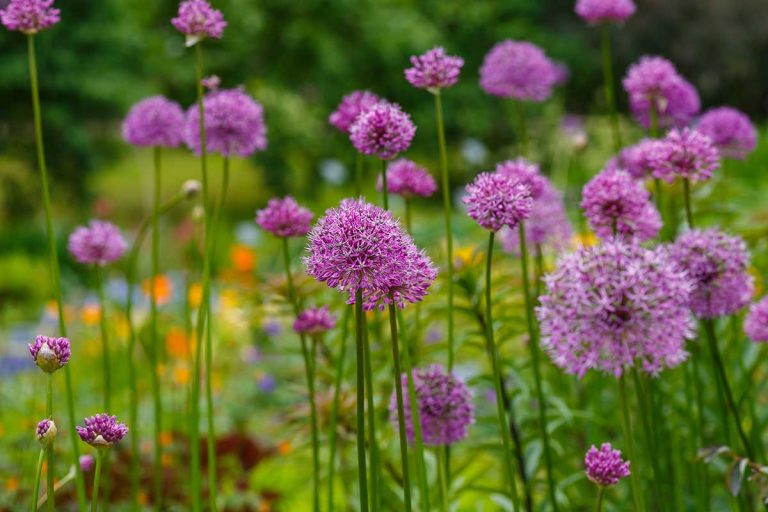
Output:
572 231 598 248
277 440 292 455
188 282 202 309
231 243 257 273
173 366 190 385
5 476 19 492
143 274 172 306
81 304 101 326
160 431 173 446
219 288 240 310
166 327 190 359
454 245 482 269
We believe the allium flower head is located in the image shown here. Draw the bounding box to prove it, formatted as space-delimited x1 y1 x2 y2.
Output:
76 414 128 448
537 241 695 378
649 128 720 184
328 90 382 133
0 0 59 34
575 0 636 24
666 229 754 318
349 103 416 160
581 168 661 241
479 40 557 102
585 443 631 486
68 220 127 266
404 46 464 93
305 199 437 311
36 419 57 446
390 365 474 446
494 157 548 200
605 138 661 179
255 196 313 238
463 172 533 232
376 159 437 199
697 107 757 160
293 306 337 335
171 0 226 45
79 455 95 472
122 96 185 148
744 296 768 342
500 181 572 255
29 335 71 373
185 87 267 157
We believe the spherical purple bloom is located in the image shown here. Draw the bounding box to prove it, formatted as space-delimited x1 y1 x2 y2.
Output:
255 196 313 238
36 419 57 446
623 56 700 129
304 199 437 311
404 46 464 92
495 157 548 200
537 241 695 378
68 220 127 266
0 0 59 34
575 0 636 24
122 96 185 148
697 107 757 160
649 128 720 184
581 168 661 241
744 296 768 343
76 414 128 448
605 138 661 179
479 40 558 102
293 306 337 335
463 172 533 232
376 159 437 199
349 103 416 160
79 455 95 472
500 181 572 255
171 0 226 45
29 335 70 373
390 364 474 446
328 90 383 134
585 443 631 486
666 229 754 318
185 88 267 158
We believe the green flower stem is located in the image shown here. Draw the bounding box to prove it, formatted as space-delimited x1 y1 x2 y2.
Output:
354 290 370 512
619 374 644 512
26 33 86 511
515 101 529 156
31 448 46 512
95 267 112 414
683 178 695 229
518 223 558 511
437 447 448 512
649 102 664 225
327 308 350 511
362 312 381 512
631 371 662 503
387 301 412 511
355 152 364 197
594 486 605 512
381 159 389 210
91 451 104 512
683 360 708 510
46 374 53 512
601 25 622 152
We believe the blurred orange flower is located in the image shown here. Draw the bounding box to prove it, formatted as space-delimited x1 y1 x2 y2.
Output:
81 304 101 326
5 477 19 492
231 243 257 273
173 366 190 385
277 440 292 455
166 328 190 359
143 275 173 306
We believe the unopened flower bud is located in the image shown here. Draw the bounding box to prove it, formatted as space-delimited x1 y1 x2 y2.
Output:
28 336 71 373
36 419 57 447
182 179 202 199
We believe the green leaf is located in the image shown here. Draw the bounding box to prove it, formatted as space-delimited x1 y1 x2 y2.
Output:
727 458 748 497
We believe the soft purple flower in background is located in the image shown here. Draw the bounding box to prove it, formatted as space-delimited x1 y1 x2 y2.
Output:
0 0 59 34
649 128 720 184
185 88 267 157
575 0 636 24
68 220 127 266
201 75 221 91
255 196 313 238
744 296 768 342
241 345 262 364
28 335 70 373
495 157 548 199
479 40 557 102
500 181 572 255
328 90 382 133
375 159 437 199
562 115 588 150
463 172 533 232
171 0 226 44
293 306 337 335
585 443 631 486
404 46 464 92
122 96 185 148
552 61 570 87
581 168 661 241
697 107 757 160
390 364 474 446
36 418 57 446
623 56 700 129
537 241 694 378
349 102 416 160
76 414 128 447
666 229 754 318
425 327 442 344
263 319 281 338
258 374 276 393
605 138 660 179
79 454 95 472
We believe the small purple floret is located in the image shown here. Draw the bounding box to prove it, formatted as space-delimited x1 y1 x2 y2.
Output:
376 159 437 199
585 443 631 486
479 40 557 102
349 103 416 160
171 0 226 43
68 220 127 266
293 306 337 335
463 172 533 232
404 46 464 92
29 335 71 373
122 96 185 148
255 196 313 238
0 0 59 34
76 414 128 448
697 107 757 160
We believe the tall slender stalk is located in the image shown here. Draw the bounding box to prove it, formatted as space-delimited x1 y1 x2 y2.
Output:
354 290 370 512
437 447 449 512
515 101 529 156
601 25 622 152
327 308 350 511
594 486 605 512
387 301 412 511
45 374 53 512
26 33 86 510
682 178 695 229
381 159 389 210
95 267 112 413
619 374 644 512
31 448 46 512
355 152 364 197
91 450 104 512
362 314 381 512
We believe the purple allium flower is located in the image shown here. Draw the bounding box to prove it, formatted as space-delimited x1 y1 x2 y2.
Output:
585 443 631 486
697 107 757 160
744 296 768 342
605 138 661 179
623 56 700 130
404 46 464 92
581 168 661 241
0 0 59 34
390 364 474 446
28 335 71 373
666 229 754 318
575 0 636 24
185 88 267 158
376 159 437 199
79 455 95 472
76 414 128 448
201 75 221 91
500 181 572 255
171 0 226 45
328 90 382 133
349 103 416 160
258 374 276 393
122 96 185 148
537 241 695 378
304 199 437 311
293 305 337 335
255 196 313 238
463 172 533 232
494 157 548 200
36 419 57 446
649 128 720 184
68 220 127 266
479 40 558 102
263 319 281 338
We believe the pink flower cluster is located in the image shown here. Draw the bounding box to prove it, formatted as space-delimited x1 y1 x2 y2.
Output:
328 90 382 133
404 46 464 92
585 443 631 486
29 335 70 373
479 40 558 102
500 180 571 255
76 414 129 447
463 172 533 232
0 0 59 34
376 159 437 199
171 0 226 43
349 103 416 160
697 107 757 160
649 128 720 184
575 0 636 24
293 306 337 335
605 138 659 179
122 96 185 148
255 196 313 238
68 220 127 266
744 296 768 342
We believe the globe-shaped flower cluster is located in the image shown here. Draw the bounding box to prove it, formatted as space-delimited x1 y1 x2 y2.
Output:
68 220 127 266
649 128 720 184
349 103 416 160
697 107 757 160
479 40 558 102
0 0 59 34
76 414 129 448
256 196 313 238
463 172 533 232
744 296 768 343
328 90 382 133
293 306 337 335
122 96 186 148
585 443 631 487
376 159 437 199
404 46 464 92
